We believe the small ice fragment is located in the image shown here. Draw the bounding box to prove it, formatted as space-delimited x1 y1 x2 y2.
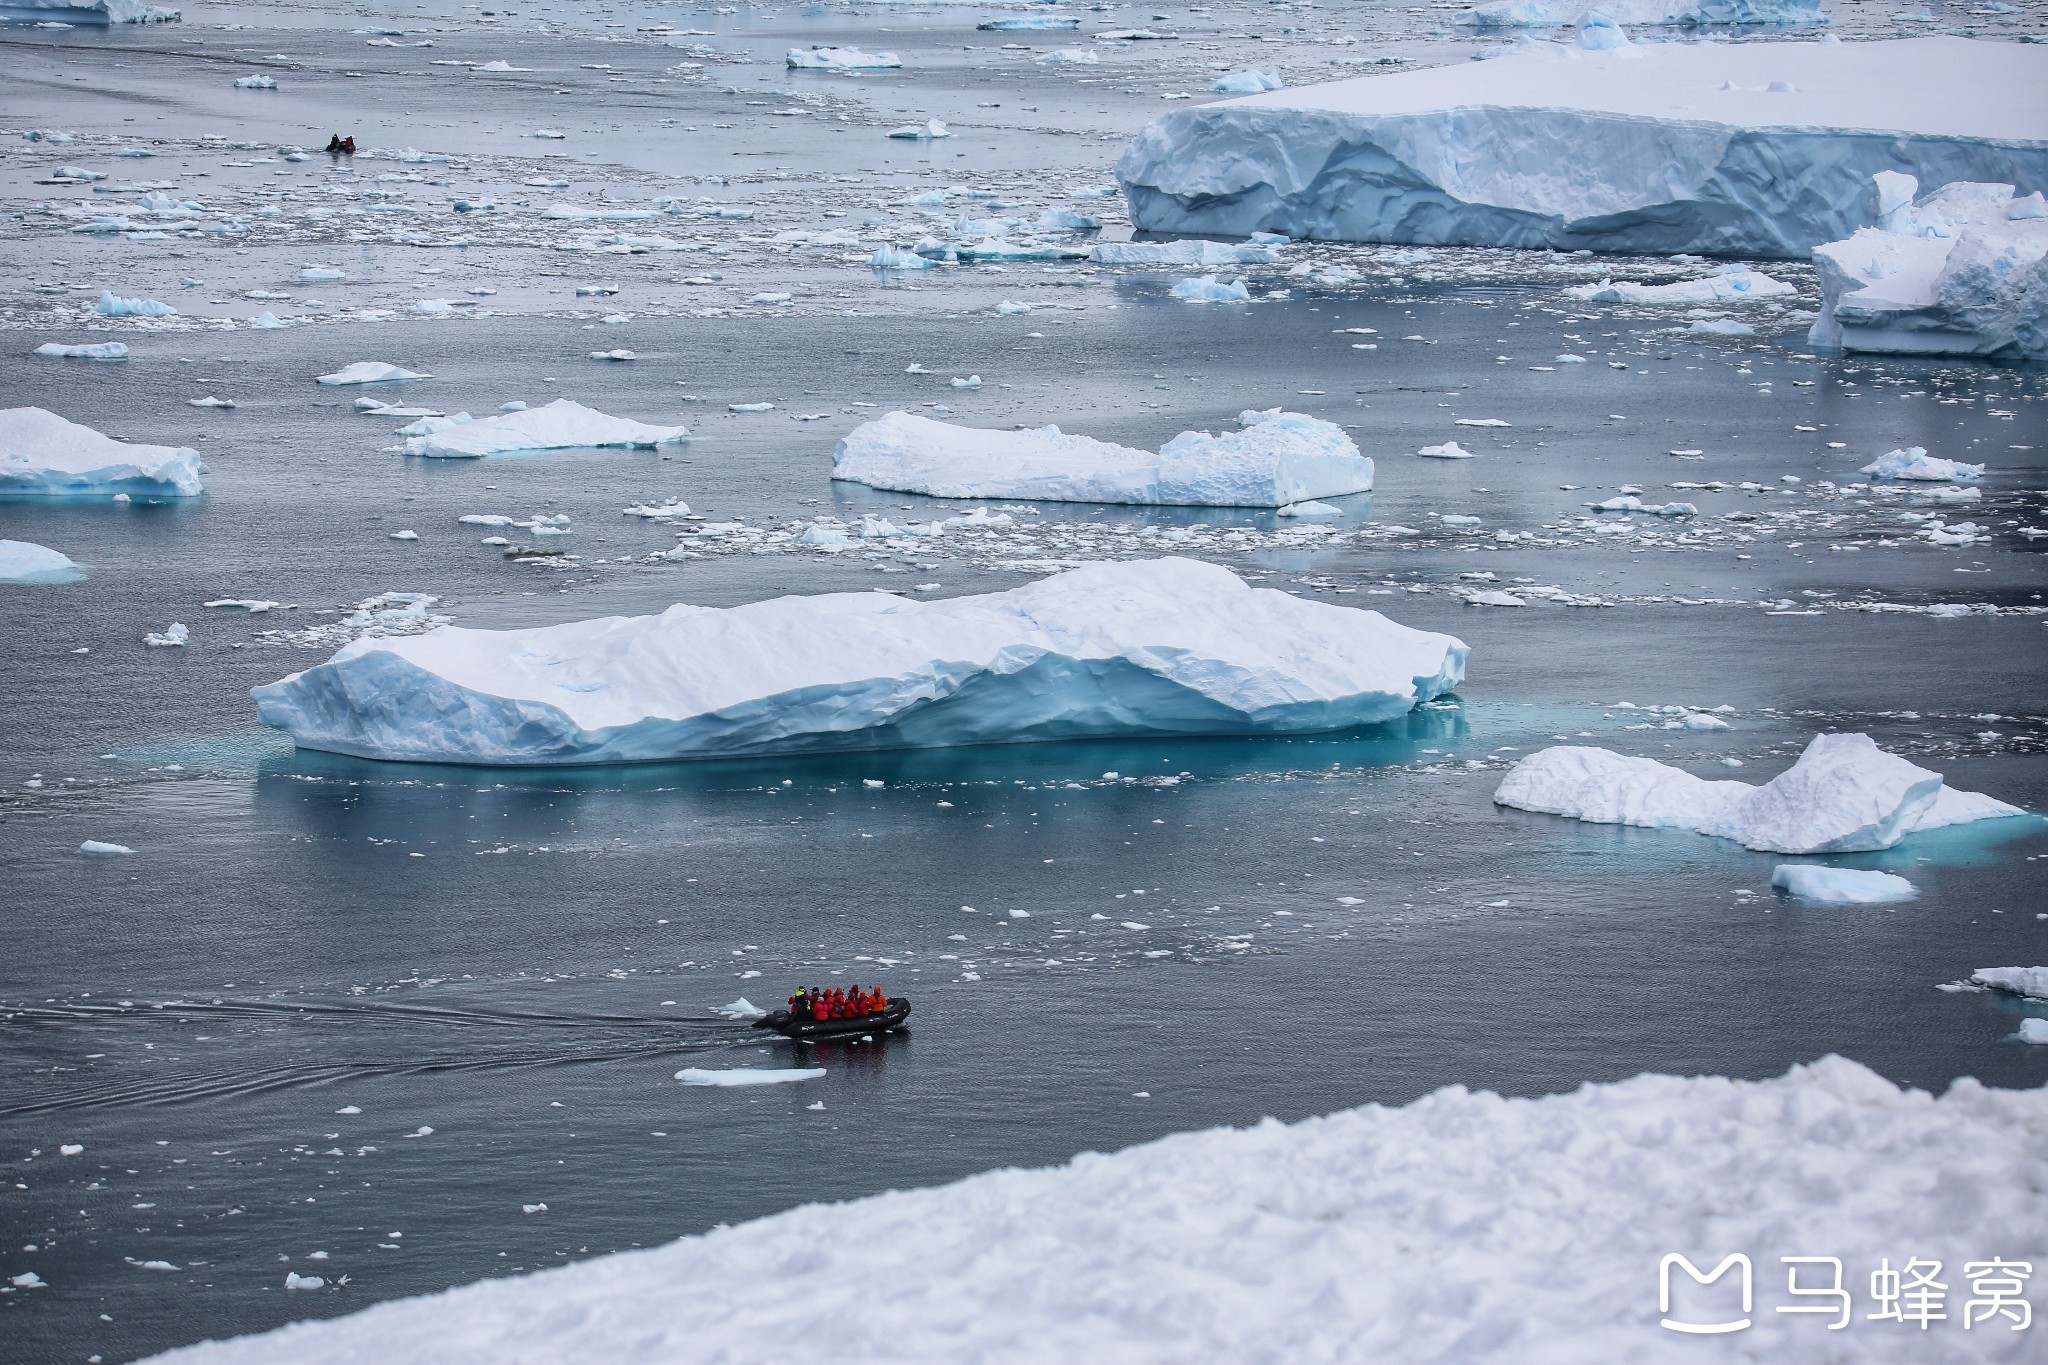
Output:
80 841 133 856
675 1068 826 1086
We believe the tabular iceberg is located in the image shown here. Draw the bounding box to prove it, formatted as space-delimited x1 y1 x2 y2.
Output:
250 559 1467 765
1809 174 2048 359
398 399 688 458
1494 733 2027 854
1117 38 2048 258
34 341 129 360
786 47 900 70
0 540 84 585
139 1058 2047 1365
832 409 1372 507
1 407 206 498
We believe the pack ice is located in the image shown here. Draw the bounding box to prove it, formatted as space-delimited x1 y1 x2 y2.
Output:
1 407 206 498
398 400 688 458
139 1058 2048 1365
831 409 1372 507
249 559 1467 765
1117 38 2048 257
1809 174 2048 359
1494 733 2027 854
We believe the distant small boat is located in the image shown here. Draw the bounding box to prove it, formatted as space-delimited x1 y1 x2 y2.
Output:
752 998 911 1040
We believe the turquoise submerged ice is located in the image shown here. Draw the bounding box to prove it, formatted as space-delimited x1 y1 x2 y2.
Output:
251 559 1468 765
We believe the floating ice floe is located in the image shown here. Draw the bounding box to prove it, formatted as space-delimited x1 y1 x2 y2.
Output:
398 399 688 459
250 559 1466 765
887 120 950 140
34 341 128 360
1212 70 1283 95
713 998 769 1019
1861 446 1984 483
869 244 934 270
1416 441 1475 459
79 840 133 856
1770 865 1918 905
1090 239 1278 266
1118 38 2048 257
1 407 206 498
1457 0 1825 25
832 408 1373 507
127 1056 2047 1364
977 16 1080 30
144 623 188 647
1170 276 1250 302
1809 174 2048 359
1566 267 1794 304
233 74 276 89
1035 48 1099 66
787 46 901 70
317 362 430 386
1586 495 1696 516
1972 967 2048 1000
676 1068 826 1087
0 540 84 585
94 291 175 318
1687 317 1756 336
1495 733 2028 855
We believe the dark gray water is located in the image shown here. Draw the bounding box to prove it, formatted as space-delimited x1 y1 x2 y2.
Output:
5 5 2048 1362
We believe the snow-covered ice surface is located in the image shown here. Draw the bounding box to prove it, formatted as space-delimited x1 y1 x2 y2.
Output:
0 538 84 584
1770 863 1918 903
832 409 1372 506
146 1057 2048 1365
1971 967 2048 1000
1458 0 1826 24
397 399 688 459
1495 734 2029 854
674 1067 825 1086
5 0 180 21
1810 174 2048 359
1119 38 2048 256
0 407 205 498
252 559 1467 763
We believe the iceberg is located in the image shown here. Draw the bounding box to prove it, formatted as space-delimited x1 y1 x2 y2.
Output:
1 407 205 498
1089 239 1278 266
133 1058 2046 1365
887 120 950 141
1212 70 1282 95
93 290 175 318
34 341 128 360
1170 276 1250 303
832 409 1373 507
0 539 84 585
976 16 1079 29
1417 441 1475 459
675 1068 826 1086
786 46 901 70
1495 733 2027 854
398 399 688 459
250 559 1467 765
1809 175 2048 359
1458 0 1825 24
1117 38 2048 257
3 0 179 22
1861 446 1984 483
317 362 430 386
1565 267 1793 304
1972 967 2048 1001
1770 865 1917 905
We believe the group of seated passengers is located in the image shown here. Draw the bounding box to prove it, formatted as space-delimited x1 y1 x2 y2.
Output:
787 985 887 1020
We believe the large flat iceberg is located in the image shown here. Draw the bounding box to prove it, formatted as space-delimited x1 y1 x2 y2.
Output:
1810 174 2048 359
250 559 1467 765
1 407 206 498
1117 38 2048 257
1494 733 2027 854
141 1057 2048 1365
832 409 1372 507
399 399 688 458
0 539 84 585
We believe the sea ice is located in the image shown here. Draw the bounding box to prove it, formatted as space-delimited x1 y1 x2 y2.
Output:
317 362 430 386
233 74 276 89
10 0 182 22
1566 268 1794 304
1972 967 2048 1000
94 290 175 318
398 400 687 458
831 409 1373 507
1212 71 1283 95
250 559 1466 765
977 16 1079 29
1090 240 1278 266
1458 0 1825 24
1810 175 2048 359
136 1057 2047 1365
1861 447 1984 483
1770 865 1917 904
887 120 950 141
1118 38 2048 257
0 540 85 584
1169 276 1250 302
1495 733 2026 854
144 623 188 647
79 841 132 856
34 342 129 361
1 407 206 498
787 46 900 70
2023 1019 2048 1045
675 1068 826 1087
1416 441 1475 459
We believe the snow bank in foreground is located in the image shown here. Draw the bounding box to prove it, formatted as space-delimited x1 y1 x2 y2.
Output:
0 539 84 584
1457 0 1824 25
1 407 205 498
1118 38 2048 257
1972 967 2048 1000
399 400 688 458
251 559 1466 764
1809 174 2048 359
832 409 1371 507
1494 733 2027 854
142 1057 2048 1365
1770 864 1917 904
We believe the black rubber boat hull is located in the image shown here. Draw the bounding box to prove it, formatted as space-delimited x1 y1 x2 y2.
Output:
752 999 911 1039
